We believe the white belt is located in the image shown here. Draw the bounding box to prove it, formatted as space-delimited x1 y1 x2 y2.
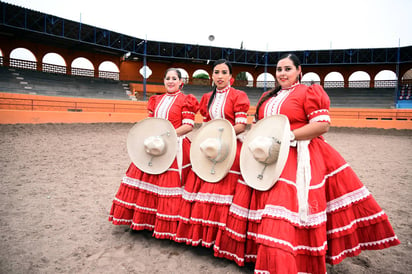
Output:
296 140 311 222
176 136 184 179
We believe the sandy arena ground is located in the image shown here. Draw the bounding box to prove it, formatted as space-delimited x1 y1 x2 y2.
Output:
0 123 411 274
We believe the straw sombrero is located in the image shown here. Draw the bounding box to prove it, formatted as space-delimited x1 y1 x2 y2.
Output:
127 117 178 174
190 119 236 182
240 115 291 191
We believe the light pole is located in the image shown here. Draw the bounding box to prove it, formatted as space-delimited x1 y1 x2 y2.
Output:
208 35 214 63
143 38 147 100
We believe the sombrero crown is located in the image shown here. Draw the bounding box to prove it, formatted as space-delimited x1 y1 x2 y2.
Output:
190 119 236 182
127 117 178 174
240 115 291 191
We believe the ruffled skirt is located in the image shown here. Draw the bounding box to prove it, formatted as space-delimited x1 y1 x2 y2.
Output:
247 138 400 273
109 137 192 240
176 140 252 266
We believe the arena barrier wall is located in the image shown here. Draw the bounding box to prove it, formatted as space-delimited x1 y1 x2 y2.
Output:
1 93 411 129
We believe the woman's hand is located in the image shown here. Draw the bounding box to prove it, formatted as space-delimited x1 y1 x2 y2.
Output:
176 124 193 137
233 123 246 135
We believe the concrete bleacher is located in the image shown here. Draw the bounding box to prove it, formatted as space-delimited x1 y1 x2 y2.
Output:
325 88 396 109
181 85 208 101
0 67 398 108
183 85 265 105
397 84 412 109
183 85 396 108
0 66 131 100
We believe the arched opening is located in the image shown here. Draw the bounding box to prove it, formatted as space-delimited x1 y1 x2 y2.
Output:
98 61 119 80
398 69 412 100
235 71 253 87
10 48 37 70
402 68 412 83
177 68 189 84
324 72 344 88
42 52 66 74
256 73 275 88
302 72 320 85
374 70 397 88
72 57 94 77
192 69 210 85
349 71 370 88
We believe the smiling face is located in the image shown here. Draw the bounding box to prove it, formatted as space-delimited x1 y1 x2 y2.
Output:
212 63 232 90
164 70 182 93
276 57 301 89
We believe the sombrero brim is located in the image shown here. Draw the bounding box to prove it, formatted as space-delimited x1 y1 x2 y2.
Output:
190 119 236 183
240 115 290 191
127 117 178 175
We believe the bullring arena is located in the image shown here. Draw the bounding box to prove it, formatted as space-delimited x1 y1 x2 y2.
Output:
0 2 411 274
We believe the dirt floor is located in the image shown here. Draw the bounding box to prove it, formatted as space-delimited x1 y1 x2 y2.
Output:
0 123 410 273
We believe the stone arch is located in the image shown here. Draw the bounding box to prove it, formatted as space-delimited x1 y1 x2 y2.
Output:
192 69 210 85
10 47 37 70
375 70 396 80
176 68 189 84
349 71 370 88
42 52 67 74
234 71 253 87
193 69 210 78
256 72 275 88
324 72 344 88
71 57 94 77
302 72 321 85
98 61 119 80
375 70 397 88
99 61 119 72
401 68 412 83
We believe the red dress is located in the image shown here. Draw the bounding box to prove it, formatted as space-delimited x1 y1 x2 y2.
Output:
247 84 400 273
109 91 199 240
175 86 252 266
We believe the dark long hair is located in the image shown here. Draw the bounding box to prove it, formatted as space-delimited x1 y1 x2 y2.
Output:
207 59 233 111
254 53 301 121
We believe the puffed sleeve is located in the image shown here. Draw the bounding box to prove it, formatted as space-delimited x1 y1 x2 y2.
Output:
304 84 331 124
182 94 200 127
233 90 250 125
147 95 158 117
199 93 211 122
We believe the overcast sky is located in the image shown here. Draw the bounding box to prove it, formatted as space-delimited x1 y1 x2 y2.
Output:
4 0 412 51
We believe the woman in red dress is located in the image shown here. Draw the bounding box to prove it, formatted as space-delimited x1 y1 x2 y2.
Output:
175 59 252 266
247 53 400 273
109 68 199 240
